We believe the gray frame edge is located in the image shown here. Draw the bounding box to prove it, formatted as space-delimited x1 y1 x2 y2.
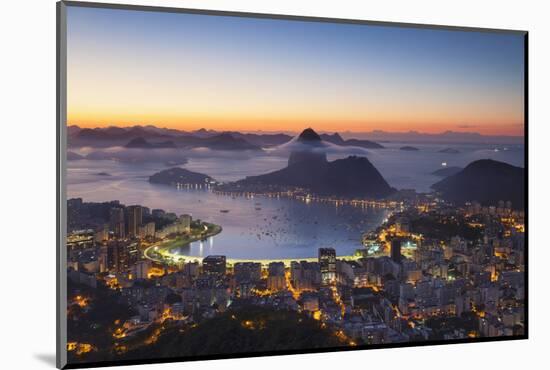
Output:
62 0 527 35
57 1 68 369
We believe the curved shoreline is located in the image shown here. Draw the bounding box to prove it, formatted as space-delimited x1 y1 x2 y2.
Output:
144 222 222 261
144 244 365 267
144 235 387 267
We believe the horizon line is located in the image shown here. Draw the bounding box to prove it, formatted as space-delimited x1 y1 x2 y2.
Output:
67 123 525 138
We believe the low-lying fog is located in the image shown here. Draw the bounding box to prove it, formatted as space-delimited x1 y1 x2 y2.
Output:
68 139 524 193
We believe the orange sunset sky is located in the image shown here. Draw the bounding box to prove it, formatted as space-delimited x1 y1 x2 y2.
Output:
66 7 525 136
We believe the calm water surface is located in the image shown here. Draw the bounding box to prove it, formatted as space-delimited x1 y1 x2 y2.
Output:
67 142 523 259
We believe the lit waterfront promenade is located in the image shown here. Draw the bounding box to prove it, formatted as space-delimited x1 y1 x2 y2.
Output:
143 237 395 267
144 245 360 267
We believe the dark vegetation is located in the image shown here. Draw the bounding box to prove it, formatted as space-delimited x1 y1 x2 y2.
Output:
67 281 136 364
424 313 478 340
120 306 346 361
409 214 483 241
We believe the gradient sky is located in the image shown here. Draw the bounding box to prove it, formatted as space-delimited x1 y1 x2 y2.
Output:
66 6 525 135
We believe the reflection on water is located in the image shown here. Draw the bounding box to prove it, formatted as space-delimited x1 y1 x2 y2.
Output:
176 194 389 259
68 163 389 259
67 141 523 258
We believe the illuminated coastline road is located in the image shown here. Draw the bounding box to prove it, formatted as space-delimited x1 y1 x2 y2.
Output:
143 234 400 267
144 244 360 267
144 244 363 267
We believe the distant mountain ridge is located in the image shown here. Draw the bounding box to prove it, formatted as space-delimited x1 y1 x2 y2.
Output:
69 125 263 151
339 129 524 145
319 133 345 145
320 133 384 149
198 133 262 151
68 125 523 146
125 137 176 148
67 125 385 149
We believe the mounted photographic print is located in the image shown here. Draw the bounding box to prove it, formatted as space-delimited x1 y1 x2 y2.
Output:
57 1 528 368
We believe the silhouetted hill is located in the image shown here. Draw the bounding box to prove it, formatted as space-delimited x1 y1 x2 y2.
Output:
320 133 345 145
319 156 394 197
70 126 175 147
125 137 151 148
192 131 291 147
106 126 133 136
125 137 175 148
288 150 327 167
287 128 327 166
199 133 262 151
235 132 292 147
237 156 393 198
343 138 384 149
67 125 81 137
439 148 460 154
400 146 419 151
233 128 393 198
297 127 322 142
76 128 115 141
431 159 524 209
192 128 217 138
431 166 463 177
320 133 384 148
149 167 215 186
